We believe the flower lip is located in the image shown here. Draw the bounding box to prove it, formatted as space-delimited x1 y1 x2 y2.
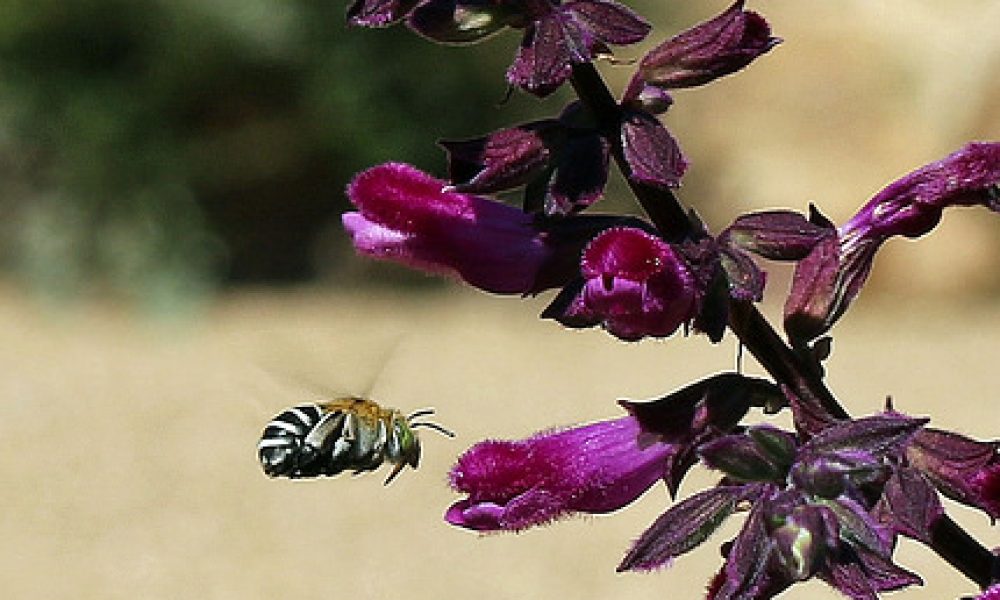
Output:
549 226 700 341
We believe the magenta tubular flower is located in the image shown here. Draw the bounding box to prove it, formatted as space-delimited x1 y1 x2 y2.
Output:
344 162 571 294
785 142 1000 341
978 583 1000 600
547 226 699 341
446 416 673 531
639 0 780 90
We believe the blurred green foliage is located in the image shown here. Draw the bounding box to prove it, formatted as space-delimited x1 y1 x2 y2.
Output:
0 0 561 310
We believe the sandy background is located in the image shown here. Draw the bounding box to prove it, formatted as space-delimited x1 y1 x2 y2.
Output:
1 284 998 600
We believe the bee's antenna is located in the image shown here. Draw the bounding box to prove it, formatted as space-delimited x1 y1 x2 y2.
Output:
410 421 455 438
407 408 436 420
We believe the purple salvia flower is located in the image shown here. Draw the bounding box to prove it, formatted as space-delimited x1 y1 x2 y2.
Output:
445 416 673 531
639 0 780 90
785 142 1000 341
614 415 927 597
343 162 573 294
978 584 1000 600
545 226 700 341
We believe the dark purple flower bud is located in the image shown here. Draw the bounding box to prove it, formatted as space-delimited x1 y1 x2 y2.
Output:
445 416 673 531
441 122 558 195
639 0 780 90
348 0 421 27
543 226 699 341
906 427 1000 519
506 0 650 97
842 142 1000 242
785 142 1000 341
343 163 578 294
721 208 835 261
442 106 610 216
618 484 763 572
977 584 1000 600
783 234 843 344
621 109 688 190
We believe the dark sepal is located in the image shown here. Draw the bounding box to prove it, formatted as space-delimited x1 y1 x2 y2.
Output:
617 484 763 572
720 209 834 261
621 109 687 190
874 467 943 544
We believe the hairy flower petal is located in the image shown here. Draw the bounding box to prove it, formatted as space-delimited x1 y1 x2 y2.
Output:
344 163 563 294
446 416 673 531
546 227 699 341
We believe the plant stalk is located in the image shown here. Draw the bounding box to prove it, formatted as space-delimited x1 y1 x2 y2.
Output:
569 60 997 590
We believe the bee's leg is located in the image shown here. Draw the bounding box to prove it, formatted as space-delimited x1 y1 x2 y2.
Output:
383 461 406 486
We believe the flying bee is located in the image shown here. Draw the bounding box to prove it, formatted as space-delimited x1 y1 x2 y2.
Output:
257 396 454 485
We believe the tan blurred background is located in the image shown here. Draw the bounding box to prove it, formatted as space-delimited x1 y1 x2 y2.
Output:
1 0 999 598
